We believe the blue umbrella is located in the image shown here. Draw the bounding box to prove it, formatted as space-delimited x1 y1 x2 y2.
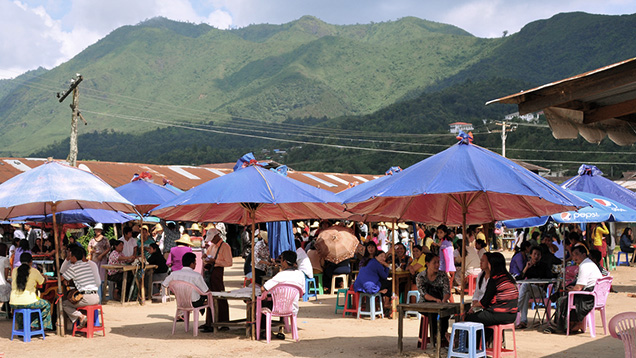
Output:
0 160 135 336
163 183 184 195
562 164 636 211
12 208 136 224
116 179 179 214
503 190 636 228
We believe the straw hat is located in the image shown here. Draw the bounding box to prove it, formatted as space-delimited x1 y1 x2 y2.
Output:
398 223 409 229
175 234 193 246
94 223 104 230
141 225 149 231
153 224 163 233
11 223 21 228
259 230 268 242
297 221 305 228
204 223 216 231
383 222 398 230
190 223 201 232
311 221 319 228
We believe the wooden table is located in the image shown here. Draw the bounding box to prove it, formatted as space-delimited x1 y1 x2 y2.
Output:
102 264 157 305
397 302 470 358
210 287 261 337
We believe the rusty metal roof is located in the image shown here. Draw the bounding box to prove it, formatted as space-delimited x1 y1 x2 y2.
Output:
486 57 636 146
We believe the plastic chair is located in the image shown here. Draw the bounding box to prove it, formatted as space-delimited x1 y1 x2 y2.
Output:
255 283 303 343
448 322 487 358
609 311 636 358
485 323 517 358
357 292 384 320
566 276 613 337
167 280 214 337
11 308 45 342
331 274 349 294
342 288 359 317
303 277 318 302
72 304 105 338
335 288 348 314
405 291 421 319
617 252 632 266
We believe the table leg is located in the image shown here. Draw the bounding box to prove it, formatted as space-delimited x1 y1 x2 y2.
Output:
436 314 442 358
246 300 252 339
398 306 404 354
121 270 128 305
213 297 219 333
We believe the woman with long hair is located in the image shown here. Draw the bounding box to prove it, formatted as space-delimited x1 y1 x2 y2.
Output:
12 239 31 268
9 252 53 330
416 253 451 346
619 227 634 254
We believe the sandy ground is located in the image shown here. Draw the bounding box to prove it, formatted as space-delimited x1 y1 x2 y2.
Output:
0 255 632 358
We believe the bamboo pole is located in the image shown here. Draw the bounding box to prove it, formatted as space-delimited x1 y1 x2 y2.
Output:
51 203 65 337
460 209 467 316
250 211 257 340
391 219 397 319
138 210 146 305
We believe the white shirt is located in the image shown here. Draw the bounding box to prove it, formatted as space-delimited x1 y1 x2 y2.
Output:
576 257 603 289
473 274 489 302
295 248 313 279
13 230 25 240
263 269 305 314
162 267 209 302
119 236 138 257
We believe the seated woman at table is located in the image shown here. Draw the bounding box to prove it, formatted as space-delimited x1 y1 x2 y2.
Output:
515 246 553 329
147 243 170 297
619 227 634 254
407 245 426 290
107 240 134 301
359 241 378 267
471 253 490 307
167 234 193 272
9 252 53 331
465 252 518 343
509 241 531 279
387 243 411 271
353 250 391 311
416 253 451 347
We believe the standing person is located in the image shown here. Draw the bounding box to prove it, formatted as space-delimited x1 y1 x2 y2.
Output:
416 253 451 346
61 246 101 329
119 226 139 259
25 224 38 250
0 244 12 309
240 226 252 275
202 228 232 329
10 252 53 331
167 234 193 272
87 223 110 281
160 220 180 260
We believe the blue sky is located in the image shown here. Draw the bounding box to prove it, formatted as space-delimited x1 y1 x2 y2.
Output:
1 0 635 79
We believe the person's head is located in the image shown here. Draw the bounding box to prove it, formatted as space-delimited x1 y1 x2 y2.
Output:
589 249 603 266
436 225 448 239
424 253 440 273
206 228 221 244
16 252 33 292
412 245 423 259
622 227 632 238
517 241 532 254
123 226 133 239
364 241 377 257
475 239 486 250
531 231 541 242
167 221 177 230
485 252 508 277
69 245 86 263
479 253 489 271
182 252 197 268
18 239 30 251
371 224 379 235
94 223 103 235
35 237 42 247
375 250 386 262
24 223 31 231
141 225 149 238
529 246 542 264
148 243 160 254
395 243 406 258
113 240 124 253
12 237 20 246
280 250 298 269
572 245 589 265
541 234 552 245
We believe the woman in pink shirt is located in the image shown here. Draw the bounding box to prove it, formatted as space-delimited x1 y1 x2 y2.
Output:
167 234 193 271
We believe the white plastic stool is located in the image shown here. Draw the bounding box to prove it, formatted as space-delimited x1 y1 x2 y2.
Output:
331 274 349 294
152 280 169 303
405 290 421 319
357 292 384 320
448 322 486 358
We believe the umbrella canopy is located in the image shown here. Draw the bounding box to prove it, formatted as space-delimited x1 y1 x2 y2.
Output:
562 164 636 211
115 179 179 215
343 137 587 225
12 208 136 224
503 190 636 228
0 161 136 218
314 226 359 264
151 165 345 224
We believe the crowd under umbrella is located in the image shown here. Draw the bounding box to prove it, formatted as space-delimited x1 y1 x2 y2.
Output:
0 160 136 336
342 132 588 315
150 160 346 338
562 164 636 210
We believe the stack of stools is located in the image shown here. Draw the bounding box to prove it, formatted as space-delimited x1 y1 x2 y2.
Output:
72 304 106 338
357 292 384 320
485 323 517 358
11 308 46 342
448 322 486 358
342 288 359 317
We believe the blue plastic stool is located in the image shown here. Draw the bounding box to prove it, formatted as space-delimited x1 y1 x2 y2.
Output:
11 308 46 342
448 322 486 358
405 291 421 319
303 277 318 302
357 293 384 320
617 251 632 266
335 288 348 313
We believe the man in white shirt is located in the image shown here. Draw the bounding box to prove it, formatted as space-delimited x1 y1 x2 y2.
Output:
162 252 209 302
262 251 305 315
119 226 139 258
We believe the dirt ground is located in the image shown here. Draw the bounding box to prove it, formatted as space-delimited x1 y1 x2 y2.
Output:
0 255 631 358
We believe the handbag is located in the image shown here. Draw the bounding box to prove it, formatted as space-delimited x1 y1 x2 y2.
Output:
67 288 83 304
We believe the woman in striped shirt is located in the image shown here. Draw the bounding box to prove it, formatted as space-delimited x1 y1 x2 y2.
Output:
465 252 519 343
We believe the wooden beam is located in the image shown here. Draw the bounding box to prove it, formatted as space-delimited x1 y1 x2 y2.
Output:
584 97 636 124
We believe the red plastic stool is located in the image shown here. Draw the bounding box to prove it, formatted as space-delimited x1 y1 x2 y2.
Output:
486 323 517 358
417 314 430 350
72 305 105 338
465 274 478 296
243 277 253 288
342 289 359 317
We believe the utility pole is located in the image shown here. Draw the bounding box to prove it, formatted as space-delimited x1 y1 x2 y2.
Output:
57 74 85 167
492 121 517 157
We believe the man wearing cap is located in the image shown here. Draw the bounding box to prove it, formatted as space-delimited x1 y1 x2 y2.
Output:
201 228 232 331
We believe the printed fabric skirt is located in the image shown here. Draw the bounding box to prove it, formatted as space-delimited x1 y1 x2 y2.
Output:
11 299 53 330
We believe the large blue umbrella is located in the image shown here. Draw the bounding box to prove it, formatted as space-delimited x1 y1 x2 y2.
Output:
503 190 636 228
562 164 636 211
115 179 179 214
0 160 135 336
12 208 136 224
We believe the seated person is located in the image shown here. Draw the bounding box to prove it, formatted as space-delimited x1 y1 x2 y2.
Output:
416 253 451 346
10 252 53 331
470 254 490 308
353 250 390 312
545 245 602 334
619 227 634 254
294 239 313 279
62 246 101 329
509 242 532 279
146 243 169 296
359 241 378 268
107 240 134 300
465 252 518 343
516 246 554 329
162 252 211 325
387 243 411 271
407 245 426 290
306 248 323 275
456 236 482 286
539 243 562 268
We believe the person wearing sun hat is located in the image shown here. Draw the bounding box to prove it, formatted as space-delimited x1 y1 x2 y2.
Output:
88 223 110 280
167 233 193 271
200 228 233 330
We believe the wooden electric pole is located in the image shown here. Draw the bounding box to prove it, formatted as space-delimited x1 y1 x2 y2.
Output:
57 74 84 167
493 121 517 157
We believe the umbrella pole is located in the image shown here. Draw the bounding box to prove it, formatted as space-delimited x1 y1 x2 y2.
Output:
138 212 146 305
51 203 65 337
250 212 257 340
460 211 467 317
391 220 397 319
